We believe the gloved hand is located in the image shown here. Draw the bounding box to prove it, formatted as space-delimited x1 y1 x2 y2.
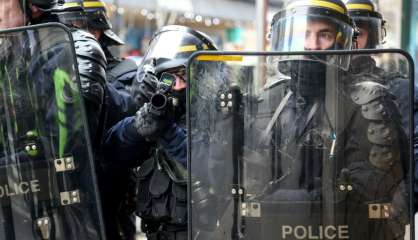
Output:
133 102 169 140
131 67 160 107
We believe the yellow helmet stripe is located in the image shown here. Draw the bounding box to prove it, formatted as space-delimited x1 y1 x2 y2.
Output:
196 55 243 62
178 45 198 52
83 1 106 8
287 0 346 14
63 2 82 8
347 3 373 11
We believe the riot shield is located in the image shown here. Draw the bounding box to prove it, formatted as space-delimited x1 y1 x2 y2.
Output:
0 24 105 239
188 50 414 240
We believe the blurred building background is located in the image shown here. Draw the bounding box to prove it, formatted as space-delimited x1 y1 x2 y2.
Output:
104 0 418 67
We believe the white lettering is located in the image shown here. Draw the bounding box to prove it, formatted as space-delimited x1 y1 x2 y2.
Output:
0 179 41 199
324 226 337 239
281 225 350 239
338 226 349 239
308 226 319 239
5 184 16 196
294 226 307 239
282 225 292 239
19 182 29 194
318 225 324 239
30 180 41 193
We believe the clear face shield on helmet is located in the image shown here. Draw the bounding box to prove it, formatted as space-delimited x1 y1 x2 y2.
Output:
140 29 214 76
28 1 89 30
352 15 384 49
53 10 89 29
269 7 355 70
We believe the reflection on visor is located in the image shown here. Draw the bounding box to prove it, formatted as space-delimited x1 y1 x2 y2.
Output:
274 16 346 51
143 31 208 66
271 15 354 70
56 12 89 30
178 45 198 52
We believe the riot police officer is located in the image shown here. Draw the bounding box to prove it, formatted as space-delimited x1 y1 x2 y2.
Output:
25 0 107 149
73 0 136 84
25 1 142 239
346 0 409 121
81 0 124 65
253 0 408 239
346 0 417 212
104 25 217 240
0 0 106 239
66 2 143 238
79 0 139 90
346 0 385 49
73 0 139 129
346 0 415 127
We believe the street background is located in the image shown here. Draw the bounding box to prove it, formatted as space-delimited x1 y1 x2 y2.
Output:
103 0 418 67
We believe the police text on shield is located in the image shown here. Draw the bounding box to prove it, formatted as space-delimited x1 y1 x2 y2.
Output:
282 225 349 239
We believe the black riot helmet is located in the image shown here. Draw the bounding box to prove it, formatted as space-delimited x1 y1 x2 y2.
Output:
346 0 385 49
28 0 89 29
269 0 355 69
140 25 218 77
81 0 124 46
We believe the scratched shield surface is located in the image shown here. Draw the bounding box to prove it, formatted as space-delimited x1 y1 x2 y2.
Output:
187 51 414 240
0 24 105 239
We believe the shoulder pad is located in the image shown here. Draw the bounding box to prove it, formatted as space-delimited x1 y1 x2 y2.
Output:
369 145 399 170
72 30 107 84
350 81 389 105
367 122 398 145
361 100 388 120
77 57 107 84
72 30 107 69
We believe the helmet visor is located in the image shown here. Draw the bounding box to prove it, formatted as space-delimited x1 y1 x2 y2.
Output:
141 30 212 71
271 9 354 69
353 16 383 49
54 11 89 30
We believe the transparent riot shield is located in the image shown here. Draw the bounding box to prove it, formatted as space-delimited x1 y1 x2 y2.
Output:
0 24 105 239
188 50 414 240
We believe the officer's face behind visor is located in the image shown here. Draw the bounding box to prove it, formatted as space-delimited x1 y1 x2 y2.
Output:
271 13 354 69
352 17 383 49
304 19 337 50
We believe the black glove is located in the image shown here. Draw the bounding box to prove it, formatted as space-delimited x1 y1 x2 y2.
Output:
133 103 169 140
131 67 160 107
